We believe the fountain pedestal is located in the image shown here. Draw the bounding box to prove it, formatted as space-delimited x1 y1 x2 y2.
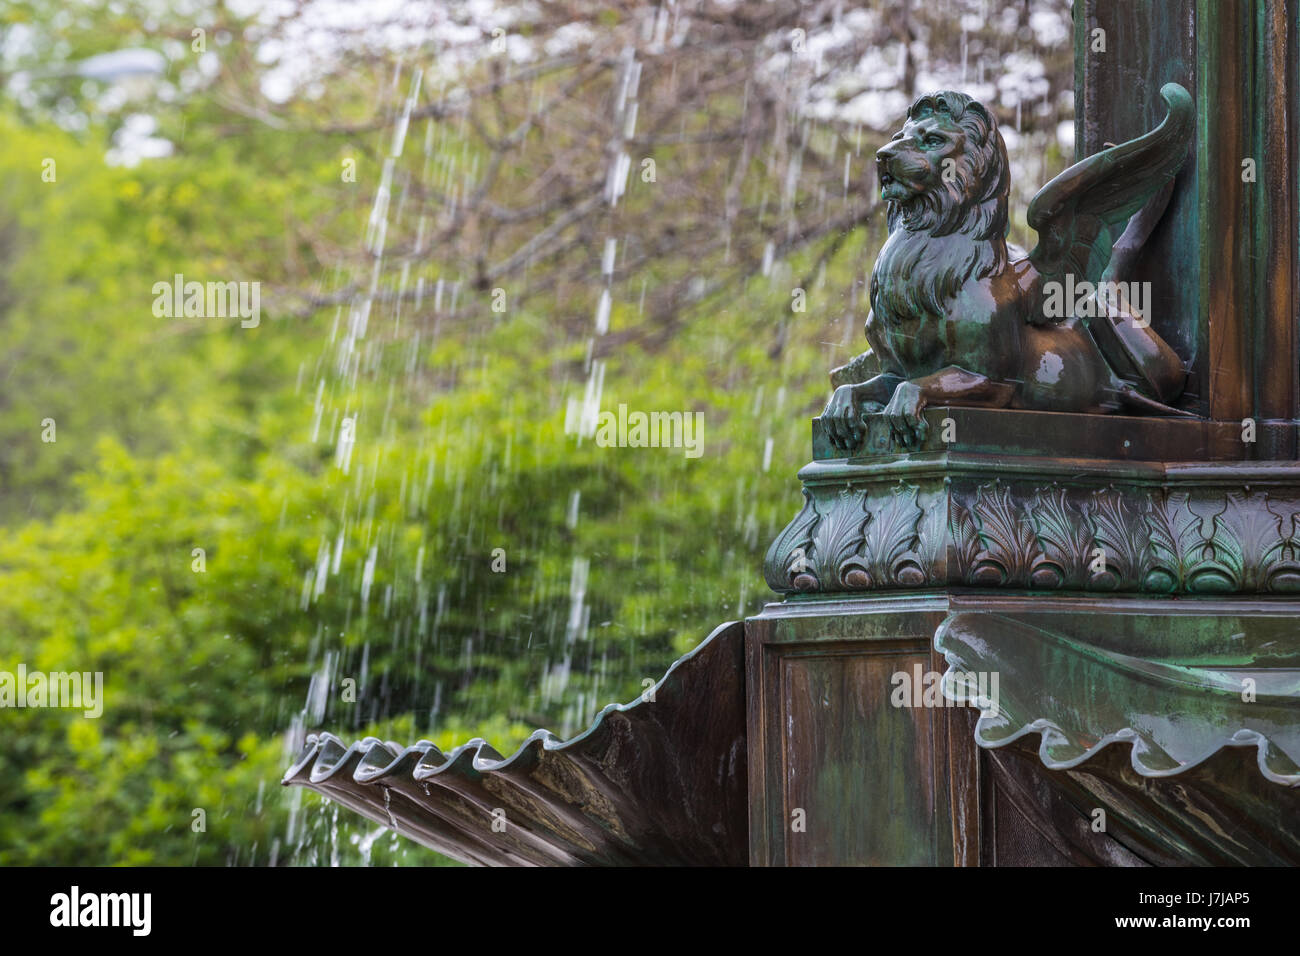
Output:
285 0 1300 868
745 0 1300 861
749 408 1300 865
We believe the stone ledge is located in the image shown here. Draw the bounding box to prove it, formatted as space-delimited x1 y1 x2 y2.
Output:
812 406 1300 463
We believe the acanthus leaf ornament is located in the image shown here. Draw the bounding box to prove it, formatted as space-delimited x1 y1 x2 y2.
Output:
809 489 869 591
764 488 819 592
765 478 1300 597
862 483 925 587
970 482 1041 587
1143 490 1208 593
1201 492 1286 593
1026 485 1093 589
1086 486 1149 590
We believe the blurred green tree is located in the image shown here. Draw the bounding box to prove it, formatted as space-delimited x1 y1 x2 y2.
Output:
0 0 1072 864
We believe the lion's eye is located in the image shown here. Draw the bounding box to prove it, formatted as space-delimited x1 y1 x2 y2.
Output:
923 134 945 148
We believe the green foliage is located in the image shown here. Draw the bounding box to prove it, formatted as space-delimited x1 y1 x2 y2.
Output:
0 104 836 862
0 3 1070 866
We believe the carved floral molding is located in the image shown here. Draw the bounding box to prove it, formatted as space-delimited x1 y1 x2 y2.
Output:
764 480 1300 595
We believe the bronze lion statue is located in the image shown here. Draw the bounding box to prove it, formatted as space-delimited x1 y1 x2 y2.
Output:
824 83 1195 451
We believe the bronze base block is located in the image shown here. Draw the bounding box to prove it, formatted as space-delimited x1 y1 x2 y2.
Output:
745 593 1300 866
755 407 1300 864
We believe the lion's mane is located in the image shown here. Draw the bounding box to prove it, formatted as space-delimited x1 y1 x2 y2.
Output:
871 91 1010 326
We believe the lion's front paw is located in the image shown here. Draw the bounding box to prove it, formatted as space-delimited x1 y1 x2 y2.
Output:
822 383 866 451
883 381 928 449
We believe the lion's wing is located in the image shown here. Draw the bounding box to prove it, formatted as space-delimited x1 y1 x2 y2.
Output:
1026 83 1194 304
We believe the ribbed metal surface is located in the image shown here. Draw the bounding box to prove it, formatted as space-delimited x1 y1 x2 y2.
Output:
283 620 748 865
936 609 1300 785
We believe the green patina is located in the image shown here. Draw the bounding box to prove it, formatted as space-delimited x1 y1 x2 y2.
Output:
823 81 1195 452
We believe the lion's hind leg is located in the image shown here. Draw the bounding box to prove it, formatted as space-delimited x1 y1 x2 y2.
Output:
1016 321 1108 413
1085 292 1187 405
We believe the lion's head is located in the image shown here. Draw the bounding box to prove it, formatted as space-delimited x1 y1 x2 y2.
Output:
876 91 1009 241
867 92 1011 329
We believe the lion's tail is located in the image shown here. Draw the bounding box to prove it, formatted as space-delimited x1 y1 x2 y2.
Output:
1117 384 1197 418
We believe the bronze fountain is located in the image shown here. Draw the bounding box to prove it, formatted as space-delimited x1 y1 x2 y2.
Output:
286 3 1300 867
